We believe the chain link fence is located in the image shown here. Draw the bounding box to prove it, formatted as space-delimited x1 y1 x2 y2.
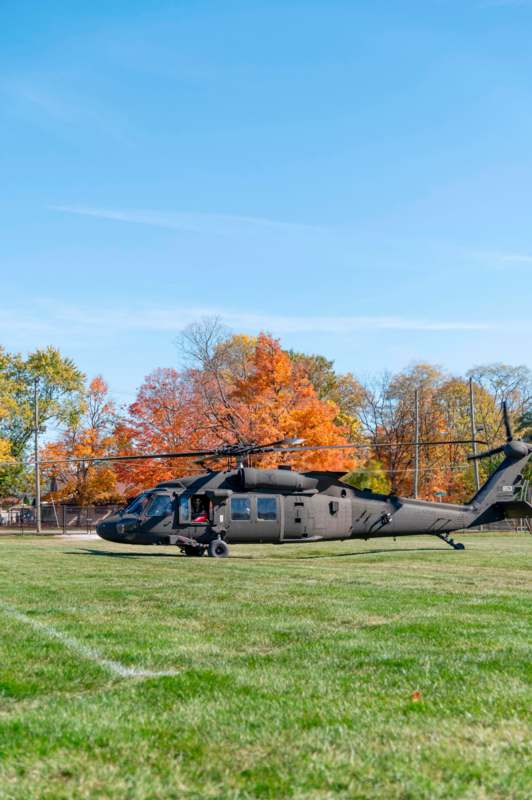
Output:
0 504 123 534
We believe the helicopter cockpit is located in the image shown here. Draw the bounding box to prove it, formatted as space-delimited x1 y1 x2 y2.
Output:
120 492 174 518
122 491 150 515
97 490 177 544
144 493 174 518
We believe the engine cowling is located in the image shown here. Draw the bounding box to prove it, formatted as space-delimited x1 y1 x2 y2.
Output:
240 467 318 492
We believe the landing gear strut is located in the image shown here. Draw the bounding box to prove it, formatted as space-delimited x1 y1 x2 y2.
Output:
435 532 465 550
177 534 229 558
183 545 205 557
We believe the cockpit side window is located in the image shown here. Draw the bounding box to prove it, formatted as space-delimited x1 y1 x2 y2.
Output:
179 495 190 523
123 492 150 515
145 494 173 518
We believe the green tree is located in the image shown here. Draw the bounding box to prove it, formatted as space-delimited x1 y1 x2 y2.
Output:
467 363 532 434
0 346 84 498
288 352 338 400
344 459 391 494
518 410 532 439
289 351 363 437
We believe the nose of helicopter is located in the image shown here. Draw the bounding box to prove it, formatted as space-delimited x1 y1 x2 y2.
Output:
97 513 147 543
96 517 122 542
96 514 134 542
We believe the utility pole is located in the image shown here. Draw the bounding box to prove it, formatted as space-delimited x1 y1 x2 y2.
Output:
34 378 41 533
414 388 420 499
469 377 480 491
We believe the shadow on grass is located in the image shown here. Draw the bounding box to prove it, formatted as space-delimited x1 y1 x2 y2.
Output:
70 549 182 559
254 546 455 560
68 545 456 562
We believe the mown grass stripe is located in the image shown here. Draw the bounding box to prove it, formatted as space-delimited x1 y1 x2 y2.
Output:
0 600 177 679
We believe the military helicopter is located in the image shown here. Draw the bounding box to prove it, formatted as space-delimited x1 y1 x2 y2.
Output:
89 402 532 557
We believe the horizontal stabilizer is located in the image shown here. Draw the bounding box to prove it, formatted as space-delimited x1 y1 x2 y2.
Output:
471 499 532 527
495 500 532 520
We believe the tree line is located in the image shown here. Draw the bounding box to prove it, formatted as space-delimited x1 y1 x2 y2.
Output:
1 319 531 506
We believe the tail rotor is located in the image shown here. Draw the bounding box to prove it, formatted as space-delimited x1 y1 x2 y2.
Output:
468 401 531 463
502 400 514 442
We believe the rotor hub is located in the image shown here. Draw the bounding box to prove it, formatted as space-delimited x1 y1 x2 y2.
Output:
504 441 531 460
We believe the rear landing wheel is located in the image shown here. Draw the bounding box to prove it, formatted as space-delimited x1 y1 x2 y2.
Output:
208 539 229 558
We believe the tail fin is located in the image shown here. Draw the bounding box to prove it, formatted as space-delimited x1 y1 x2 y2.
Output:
468 441 532 527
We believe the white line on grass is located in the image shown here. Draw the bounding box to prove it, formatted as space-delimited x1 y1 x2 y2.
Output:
0 601 177 679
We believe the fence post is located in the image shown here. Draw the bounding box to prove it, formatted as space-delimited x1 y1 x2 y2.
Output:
62 505 66 534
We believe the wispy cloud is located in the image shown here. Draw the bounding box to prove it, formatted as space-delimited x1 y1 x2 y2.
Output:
178 311 491 334
1 80 73 122
0 301 495 341
496 252 532 264
472 249 532 266
478 0 532 7
2 79 129 143
50 205 324 238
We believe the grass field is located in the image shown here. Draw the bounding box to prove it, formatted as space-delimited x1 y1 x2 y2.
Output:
0 532 530 800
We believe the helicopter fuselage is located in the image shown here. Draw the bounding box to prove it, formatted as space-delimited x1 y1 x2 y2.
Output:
96 466 480 551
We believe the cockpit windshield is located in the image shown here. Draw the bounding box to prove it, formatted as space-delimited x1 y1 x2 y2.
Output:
123 492 151 515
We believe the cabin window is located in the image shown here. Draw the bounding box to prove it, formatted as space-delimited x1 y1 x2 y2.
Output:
329 501 339 516
231 497 251 521
257 497 277 520
146 494 173 517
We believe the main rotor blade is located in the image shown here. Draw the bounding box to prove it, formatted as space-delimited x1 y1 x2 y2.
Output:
37 449 225 467
245 439 488 456
34 441 308 467
467 445 505 462
502 401 513 442
0 438 488 470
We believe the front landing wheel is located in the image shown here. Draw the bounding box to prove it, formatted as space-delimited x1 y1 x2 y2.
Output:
208 539 229 558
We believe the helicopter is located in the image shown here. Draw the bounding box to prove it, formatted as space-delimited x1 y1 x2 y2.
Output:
90 402 532 557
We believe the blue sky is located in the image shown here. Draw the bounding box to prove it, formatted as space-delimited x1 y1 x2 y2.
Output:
1 0 532 405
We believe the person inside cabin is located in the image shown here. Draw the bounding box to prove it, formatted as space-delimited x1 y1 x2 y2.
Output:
191 496 209 523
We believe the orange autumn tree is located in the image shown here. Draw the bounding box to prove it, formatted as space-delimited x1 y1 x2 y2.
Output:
228 333 357 471
113 368 215 494
42 376 121 504
116 325 360 493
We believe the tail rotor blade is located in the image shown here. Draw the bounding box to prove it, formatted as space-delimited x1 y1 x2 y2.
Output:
467 444 505 462
502 401 513 442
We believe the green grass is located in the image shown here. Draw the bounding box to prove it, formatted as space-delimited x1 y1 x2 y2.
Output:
0 532 531 799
